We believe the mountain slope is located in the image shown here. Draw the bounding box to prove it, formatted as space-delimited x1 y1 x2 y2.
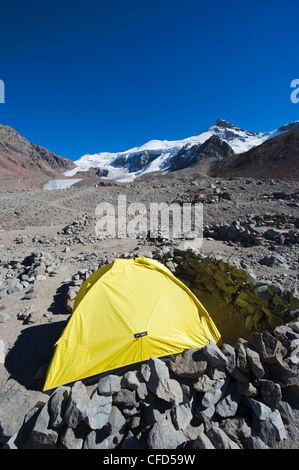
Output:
63 119 299 183
212 127 299 181
0 124 75 190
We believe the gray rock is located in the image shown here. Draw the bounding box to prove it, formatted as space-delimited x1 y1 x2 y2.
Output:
83 430 120 449
259 254 289 269
171 402 193 431
219 417 251 446
107 405 126 435
248 331 287 364
192 432 215 449
113 389 139 409
0 313 10 323
245 344 265 378
7 283 23 294
48 385 70 428
168 348 207 378
247 398 287 441
201 378 225 408
260 379 282 409
216 383 240 418
221 343 236 374
274 325 299 350
97 375 121 396
206 425 240 449
64 381 90 429
193 374 215 393
121 371 140 390
31 402 58 448
147 357 183 405
0 389 47 443
85 391 112 430
244 435 269 449
141 363 151 382
142 396 172 426
59 427 84 449
147 418 186 449
202 341 228 368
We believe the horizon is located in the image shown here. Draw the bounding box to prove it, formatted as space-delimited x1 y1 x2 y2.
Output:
1 115 299 162
0 0 298 161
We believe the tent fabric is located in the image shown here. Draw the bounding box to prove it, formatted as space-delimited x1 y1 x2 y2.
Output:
43 257 221 391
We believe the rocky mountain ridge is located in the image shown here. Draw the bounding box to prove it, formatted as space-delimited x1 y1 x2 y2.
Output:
0 124 75 190
61 119 299 184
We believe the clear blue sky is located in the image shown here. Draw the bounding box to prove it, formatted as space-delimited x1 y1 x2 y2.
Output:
0 0 298 160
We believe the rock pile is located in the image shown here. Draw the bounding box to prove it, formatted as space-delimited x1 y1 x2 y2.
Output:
1 320 298 449
155 247 299 335
0 252 56 301
204 214 299 247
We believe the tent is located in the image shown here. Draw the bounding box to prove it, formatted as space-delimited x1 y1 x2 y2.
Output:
43 257 221 391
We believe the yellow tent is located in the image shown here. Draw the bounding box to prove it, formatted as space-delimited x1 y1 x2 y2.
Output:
43 257 221 391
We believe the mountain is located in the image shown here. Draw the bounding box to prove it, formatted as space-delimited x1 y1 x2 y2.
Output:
63 119 299 183
213 127 299 181
0 124 75 190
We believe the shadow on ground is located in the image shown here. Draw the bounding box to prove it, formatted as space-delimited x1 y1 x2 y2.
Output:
5 320 67 391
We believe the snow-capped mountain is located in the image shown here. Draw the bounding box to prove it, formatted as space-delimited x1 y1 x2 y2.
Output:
62 119 299 184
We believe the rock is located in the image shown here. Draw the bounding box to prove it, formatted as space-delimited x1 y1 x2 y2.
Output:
202 341 228 368
48 386 70 428
219 417 251 447
244 435 269 449
247 398 287 441
85 391 112 430
31 402 58 448
64 381 90 429
192 432 215 449
121 371 141 390
25 310 45 324
107 405 126 435
121 430 141 449
251 417 277 448
245 344 265 378
221 343 236 373
142 396 172 426
274 325 299 350
97 375 121 396
7 283 23 294
171 402 193 430
59 427 84 449
259 379 282 409
248 331 287 364
0 313 10 323
147 357 183 405
113 389 139 410
206 425 240 449
83 429 120 449
257 285 272 301
201 378 225 408
215 383 240 418
193 374 215 393
0 389 47 444
168 348 207 378
259 254 289 269
147 418 186 449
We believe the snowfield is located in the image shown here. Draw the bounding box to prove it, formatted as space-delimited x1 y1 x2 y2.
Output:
43 179 82 190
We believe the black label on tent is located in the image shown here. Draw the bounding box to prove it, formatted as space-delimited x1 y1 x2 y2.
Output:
134 331 148 338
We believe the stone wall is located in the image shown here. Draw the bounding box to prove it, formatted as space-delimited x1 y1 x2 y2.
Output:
1 320 298 449
155 246 299 342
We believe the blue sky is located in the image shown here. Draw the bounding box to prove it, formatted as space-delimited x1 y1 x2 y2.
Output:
0 0 298 160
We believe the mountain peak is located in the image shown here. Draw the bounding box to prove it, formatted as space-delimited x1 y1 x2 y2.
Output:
214 119 237 129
